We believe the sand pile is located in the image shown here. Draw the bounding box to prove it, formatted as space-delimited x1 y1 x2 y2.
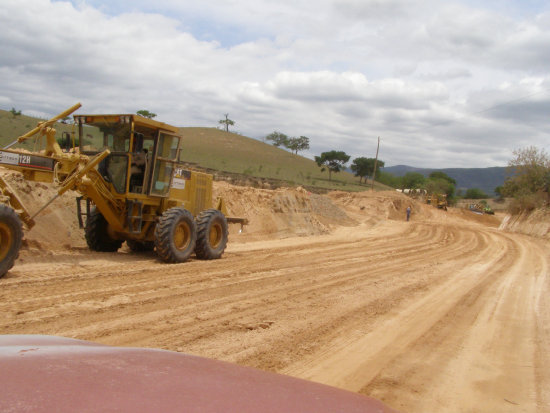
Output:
0 170 85 251
213 182 356 240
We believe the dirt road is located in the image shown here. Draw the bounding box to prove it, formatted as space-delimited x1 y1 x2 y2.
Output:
0 185 548 412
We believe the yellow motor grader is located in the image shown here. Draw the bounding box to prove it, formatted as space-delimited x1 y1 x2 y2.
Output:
426 193 448 211
0 103 246 277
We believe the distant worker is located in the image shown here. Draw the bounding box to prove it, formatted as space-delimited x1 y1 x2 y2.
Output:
406 206 411 222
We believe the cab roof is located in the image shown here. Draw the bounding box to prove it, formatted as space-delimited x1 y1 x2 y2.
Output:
74 114 179 134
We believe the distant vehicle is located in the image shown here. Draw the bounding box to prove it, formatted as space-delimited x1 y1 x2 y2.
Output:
426 193 448 211
468 203 494 215
0 335 399 413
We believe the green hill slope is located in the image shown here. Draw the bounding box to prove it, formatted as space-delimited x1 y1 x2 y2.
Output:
178 127 387 191
0 109 389 192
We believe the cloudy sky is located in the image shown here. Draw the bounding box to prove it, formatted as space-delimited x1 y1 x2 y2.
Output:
1 0 549 168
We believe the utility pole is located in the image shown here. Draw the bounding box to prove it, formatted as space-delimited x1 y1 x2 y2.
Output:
371 136 380 191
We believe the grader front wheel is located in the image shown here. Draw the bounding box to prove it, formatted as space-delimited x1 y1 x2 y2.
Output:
0 204 23 278
85 208 123 252
195 209 228 260
154 208 197 263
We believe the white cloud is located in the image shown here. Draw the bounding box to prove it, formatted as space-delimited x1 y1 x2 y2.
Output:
1 0 550 168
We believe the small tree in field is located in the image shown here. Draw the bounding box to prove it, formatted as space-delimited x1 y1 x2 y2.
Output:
10 108 21 118
351 157 384 184
265 131 289 147
315 150 350 181
219 114 235 132
137 110 157 119
286 136 310 154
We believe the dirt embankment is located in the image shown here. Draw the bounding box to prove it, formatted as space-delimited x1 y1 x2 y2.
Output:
499 208 550 240
2 166 499 250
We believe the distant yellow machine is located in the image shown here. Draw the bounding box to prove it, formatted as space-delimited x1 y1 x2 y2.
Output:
0 103 246 277
426 193 448 211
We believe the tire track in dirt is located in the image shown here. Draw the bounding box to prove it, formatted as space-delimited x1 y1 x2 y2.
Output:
0 220 495 370
359 232 549 412
279 225 514 383
0 220 468 348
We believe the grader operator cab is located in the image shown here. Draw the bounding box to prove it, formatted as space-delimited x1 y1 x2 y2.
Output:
0 103 246 278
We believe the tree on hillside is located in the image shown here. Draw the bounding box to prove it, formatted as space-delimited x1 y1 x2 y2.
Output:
265 131 289 147
137 110 157 119
351 157 384 184
286 136 310 154
377 171 402 188
464 188 488 199
401 172 425 189
315 150 350 181
10 108 21 118
218 113 235 132
426 175 456 201
502 146 550 212
429 171 456 185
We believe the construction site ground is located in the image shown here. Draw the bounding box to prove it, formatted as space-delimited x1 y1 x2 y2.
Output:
0 173 548 413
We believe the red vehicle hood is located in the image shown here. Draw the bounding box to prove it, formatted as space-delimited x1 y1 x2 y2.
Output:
0 335 398 413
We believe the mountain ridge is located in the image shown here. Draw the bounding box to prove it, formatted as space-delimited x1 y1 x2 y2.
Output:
383 165 510 196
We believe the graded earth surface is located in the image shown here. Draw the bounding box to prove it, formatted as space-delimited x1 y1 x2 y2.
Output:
0 172 548 413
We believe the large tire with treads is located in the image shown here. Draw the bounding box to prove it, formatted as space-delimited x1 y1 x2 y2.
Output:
195 209 228 260
154 207 196 263
85 208 123 252
0 204 23 278
126 239 155 252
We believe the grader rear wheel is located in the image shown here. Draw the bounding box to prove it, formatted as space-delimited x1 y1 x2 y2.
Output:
154 207 196 263
0 204 23 278
195 209 228 260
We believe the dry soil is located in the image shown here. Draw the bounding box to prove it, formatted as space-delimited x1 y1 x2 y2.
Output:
0 175 548 413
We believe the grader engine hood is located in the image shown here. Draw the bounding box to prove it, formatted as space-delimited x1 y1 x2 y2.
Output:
0 151 55 171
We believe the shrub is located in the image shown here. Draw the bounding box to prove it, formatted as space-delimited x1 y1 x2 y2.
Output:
502 146 550 213
465 188 488 199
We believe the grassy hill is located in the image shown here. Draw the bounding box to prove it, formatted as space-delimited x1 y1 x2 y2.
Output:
0 108 389 192
0 109 74 152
